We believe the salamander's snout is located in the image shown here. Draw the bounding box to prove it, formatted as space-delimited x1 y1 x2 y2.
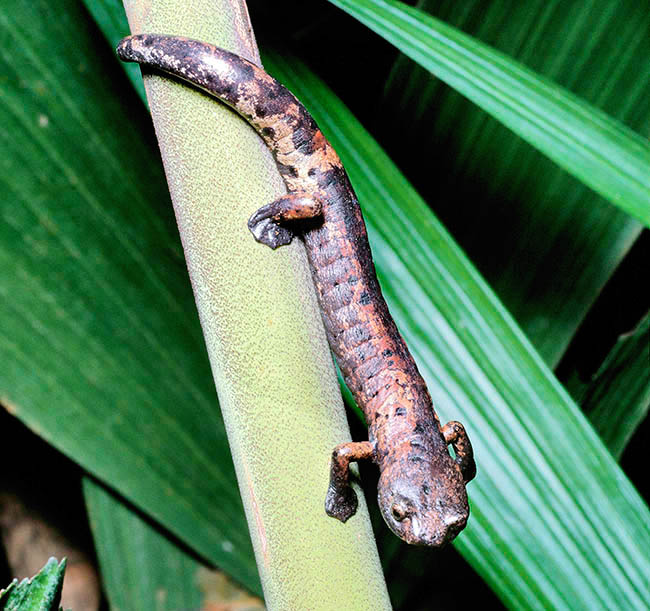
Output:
388 498 465 546
378 455 470 547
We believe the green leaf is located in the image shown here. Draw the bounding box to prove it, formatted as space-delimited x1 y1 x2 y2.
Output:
567 313 650 460
0 1 259 593
0 558 65 611
327 0 650 228
82 0 147 102
262 49 650 609
380 0 647 366
83 479 206 611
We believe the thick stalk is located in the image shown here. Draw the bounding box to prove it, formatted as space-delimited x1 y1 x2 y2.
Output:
120 1 390 608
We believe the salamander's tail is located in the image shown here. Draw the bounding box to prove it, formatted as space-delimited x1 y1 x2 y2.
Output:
116 34 319 166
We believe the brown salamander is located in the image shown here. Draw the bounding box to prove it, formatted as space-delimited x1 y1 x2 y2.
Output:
117 34 476 547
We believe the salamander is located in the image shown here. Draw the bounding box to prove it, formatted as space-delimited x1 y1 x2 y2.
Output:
117 34 476 547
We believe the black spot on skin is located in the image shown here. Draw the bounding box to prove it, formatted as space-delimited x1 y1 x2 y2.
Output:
348 275 359 285
352 326 371 343
382 349 393 357
409 456 423 463
422 484 430 495
414 423 425 434
292 128 313 154
261 126 275 139
308 167 318 177
255 104 267 118
278 164 298 178
235 60 256 83
359 292 371 306
317 165 348 191
387 360 394 366
218 81 238 102
395 407 406 416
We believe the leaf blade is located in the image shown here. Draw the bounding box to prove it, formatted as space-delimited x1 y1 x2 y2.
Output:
379 0 647 366
328 0 650 227
0 558 65 611
0 0 258 592
83 479 206 611
569 313 650 459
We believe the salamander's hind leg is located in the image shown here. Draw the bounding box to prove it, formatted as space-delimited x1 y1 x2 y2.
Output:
248 192 323 249
325 441 374 522
442 421 476 483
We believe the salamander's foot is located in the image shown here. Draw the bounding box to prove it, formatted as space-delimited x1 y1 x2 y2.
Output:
324 440 374 522
442 421 476 483
248 192 323 250
248 217 294 249
325 484 358 522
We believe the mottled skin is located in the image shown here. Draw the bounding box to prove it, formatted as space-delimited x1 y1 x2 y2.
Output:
117 34 476 547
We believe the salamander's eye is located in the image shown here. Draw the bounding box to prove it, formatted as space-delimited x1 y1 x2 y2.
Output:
391 503 408 522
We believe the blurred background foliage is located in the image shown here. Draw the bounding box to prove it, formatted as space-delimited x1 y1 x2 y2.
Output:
0 0 648 609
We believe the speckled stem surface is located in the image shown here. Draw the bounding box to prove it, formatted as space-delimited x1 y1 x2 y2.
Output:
120 1 390 609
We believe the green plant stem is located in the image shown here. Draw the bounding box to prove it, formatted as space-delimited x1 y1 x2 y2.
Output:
120 0 390 608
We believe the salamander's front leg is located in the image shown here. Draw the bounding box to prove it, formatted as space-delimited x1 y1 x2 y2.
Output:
248 192 323 249
325 441 374 522
442 421 476 483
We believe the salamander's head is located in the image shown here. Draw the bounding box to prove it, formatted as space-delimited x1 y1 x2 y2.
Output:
377 444 470 547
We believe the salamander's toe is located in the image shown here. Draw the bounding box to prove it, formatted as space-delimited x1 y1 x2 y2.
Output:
248 216 294 249
325 485 358 523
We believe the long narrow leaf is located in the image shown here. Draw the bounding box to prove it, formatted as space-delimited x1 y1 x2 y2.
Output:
328 0 650 227
568 313 650 459
83 479 206 610
0 0 259 592
380 0 647 366
263 50 650 609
